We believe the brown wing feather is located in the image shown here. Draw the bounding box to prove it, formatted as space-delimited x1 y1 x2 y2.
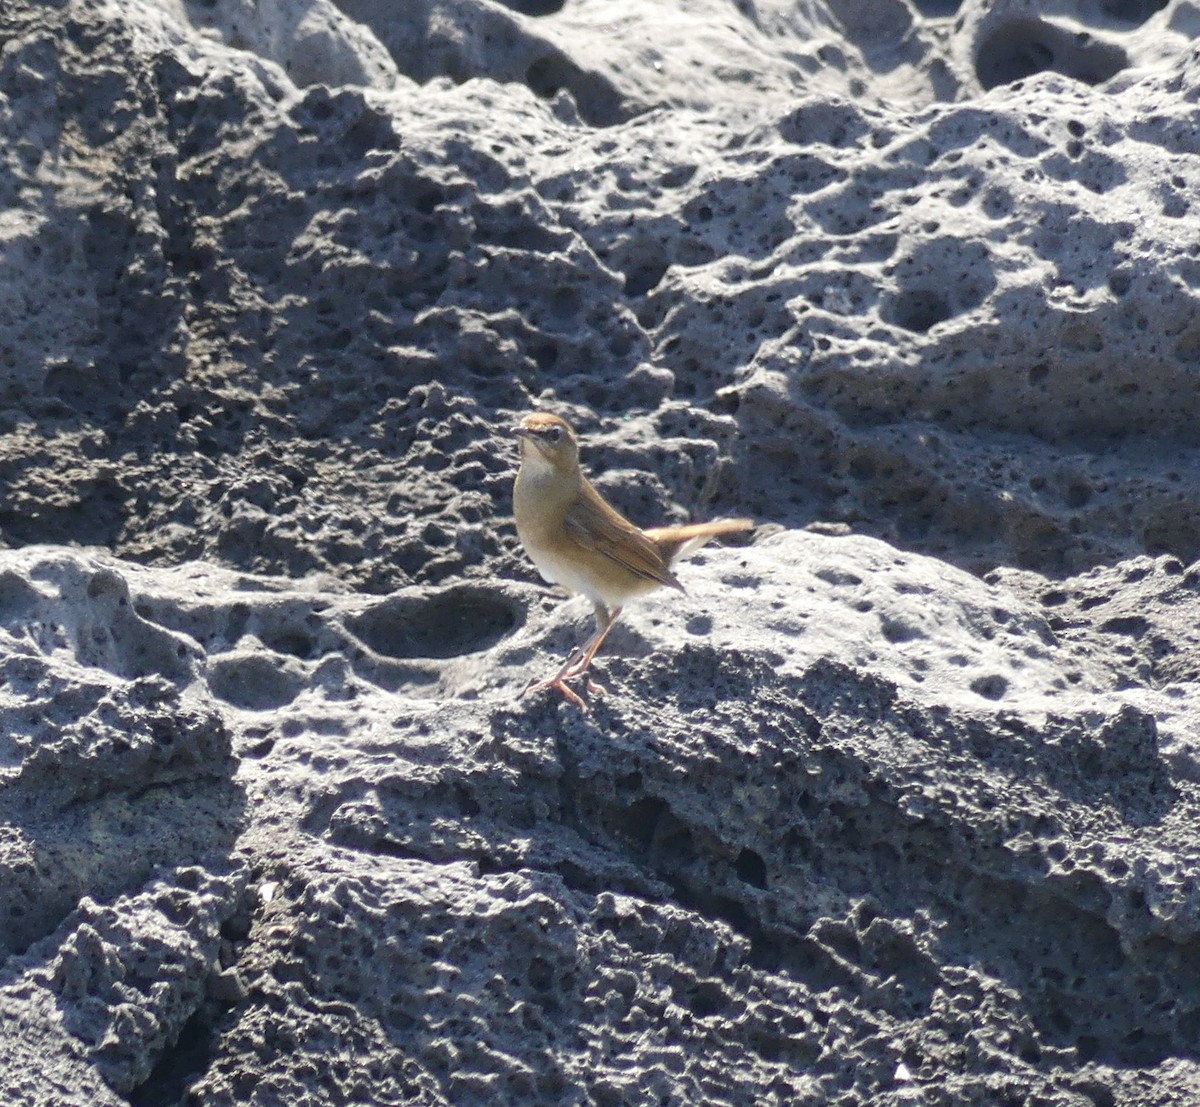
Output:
563 481 684 592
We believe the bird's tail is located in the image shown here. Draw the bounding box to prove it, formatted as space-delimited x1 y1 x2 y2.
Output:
643 518 754 565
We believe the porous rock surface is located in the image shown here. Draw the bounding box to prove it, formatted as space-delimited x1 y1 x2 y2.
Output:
3 0 1200 1103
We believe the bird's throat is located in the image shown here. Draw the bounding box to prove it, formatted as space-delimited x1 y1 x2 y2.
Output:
514 452 581 539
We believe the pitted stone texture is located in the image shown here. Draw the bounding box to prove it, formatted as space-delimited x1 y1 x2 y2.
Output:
0 538 1198 1103
6 0 1200 1103
201 634 1200 1105
7 1 1200 587
43 871 243 1094
164 0 400 90
626 75 1200 572
0 549 243 1106
0 868 244 1105
335 0 955 122
958 0 1184 93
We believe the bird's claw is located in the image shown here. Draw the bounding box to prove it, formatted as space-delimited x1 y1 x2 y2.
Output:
520 662 608 711
520 674 589 711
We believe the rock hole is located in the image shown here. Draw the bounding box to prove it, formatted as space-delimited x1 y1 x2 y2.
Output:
969 673 1009 700
496 0 564 12
549 286 581 319
86 569 128 601
735 847 767 889
1099 615 1148 638
528 956 554 992
347 586 520 660
532 341 559 371
524 56 627 126
880 615 925 644
975 18 1128 90
0 571 39 622
454 782 481 817
1099 0 1167 23
622 796 667 851
686 980 729 1018
909 0 961 14
210 654 302 711
127 1008 218 1107
261 627 319 659
622 258 669 297
1064 482 1091 509
225 603 250 644
887 289 951 333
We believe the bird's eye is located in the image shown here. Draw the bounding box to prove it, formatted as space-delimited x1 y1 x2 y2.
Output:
547 426 562 442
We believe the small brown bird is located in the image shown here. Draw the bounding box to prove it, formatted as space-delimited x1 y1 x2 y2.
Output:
512 411 752 708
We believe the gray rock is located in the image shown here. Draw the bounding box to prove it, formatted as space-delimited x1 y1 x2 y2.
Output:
3 0 1200 1103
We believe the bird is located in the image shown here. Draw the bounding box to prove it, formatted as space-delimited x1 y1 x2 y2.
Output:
512 410 753 708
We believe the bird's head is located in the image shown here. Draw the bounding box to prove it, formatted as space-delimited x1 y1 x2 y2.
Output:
513 412 580 475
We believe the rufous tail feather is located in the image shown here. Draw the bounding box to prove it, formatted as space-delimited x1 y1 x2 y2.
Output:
643 518 753 564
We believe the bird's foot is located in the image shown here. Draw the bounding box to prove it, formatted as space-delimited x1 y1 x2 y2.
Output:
520 654 610 710
520 672 590 711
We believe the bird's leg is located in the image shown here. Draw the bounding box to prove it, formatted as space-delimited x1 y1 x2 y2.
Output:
523 605 622 706
554 602 608 669
556 605 621 685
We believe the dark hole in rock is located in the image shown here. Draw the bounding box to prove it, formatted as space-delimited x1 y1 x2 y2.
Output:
261 627 319 659
528 956 554 991
969 673 1009 700
619 797 696 870
1099 615 1148 638
532 341 559 371
887 288 951 333
0 571 39 622
548 287 580 320
128 1009 217 1107
622 796 667 851
342 108 400 158
687 980 729 1018
526 54 568 99
210 654 302 711
880 615 924 644
909 0 961 15
86 569 128 601
1100 0 1168 23
347 586 519 660
524 55 628 126
735 847 768 889
495 0 564 13
150 720 176 745
623 259 669 297
1064 482 1091 509
976 18 1128 90
454 782 481 817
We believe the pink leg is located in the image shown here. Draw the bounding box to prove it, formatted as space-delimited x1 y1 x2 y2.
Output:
522 607 623 707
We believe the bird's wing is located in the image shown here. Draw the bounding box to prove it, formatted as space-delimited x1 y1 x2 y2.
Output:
564 480 684 592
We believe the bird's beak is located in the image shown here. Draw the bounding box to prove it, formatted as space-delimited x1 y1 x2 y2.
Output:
512 426 532 439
